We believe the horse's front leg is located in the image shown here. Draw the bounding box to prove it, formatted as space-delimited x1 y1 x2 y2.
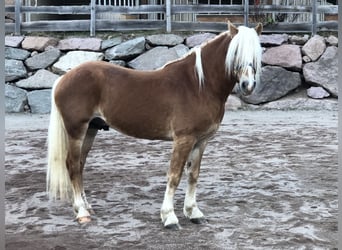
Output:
183 139 208 224
161 136 196 229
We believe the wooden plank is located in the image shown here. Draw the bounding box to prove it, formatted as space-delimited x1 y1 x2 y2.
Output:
171 22 228 32
5 23 15 33
11 20 165 32
312 0 317 35
14 0 21 35
254 4 311 13
171 5 244 13
90 0 96 36
19 5 91 14
20 20 92 32
316 21 338 31
5 6 15 12
96 5 165 14
264 21 338 33
317 5 338 14
166 0 171 32
170 4 337 14
95 20 165 31
171 4 311 14
244 0 248 27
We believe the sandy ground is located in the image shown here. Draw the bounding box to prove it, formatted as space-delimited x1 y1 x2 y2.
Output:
5 110 338 249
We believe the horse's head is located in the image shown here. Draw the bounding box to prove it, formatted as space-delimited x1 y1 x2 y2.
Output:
226 21 263 96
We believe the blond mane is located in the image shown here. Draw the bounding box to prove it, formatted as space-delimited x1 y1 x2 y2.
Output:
226 26 262 82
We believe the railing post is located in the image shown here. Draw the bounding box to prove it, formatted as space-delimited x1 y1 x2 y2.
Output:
312 0 317 35
244 0 249 27
90 0 96 37
166 0 171 32
15 0 21 35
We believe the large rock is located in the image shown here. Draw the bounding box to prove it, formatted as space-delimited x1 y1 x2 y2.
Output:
5 47 30 60
325 35 338 46
5 59 27 82
240 66 302 104
302 35 326 61
101 37 123 50
259 34 288 46
21 36 59 51
27 89 52 114
16 69 60 89
128 44 189 70
105 37 146 60
146 34 184 46
262 44 302 71
52 51 104 74
306 87 330 99
5 84 28 113
57 38 102 51
289 34 309 45
128 46 168 70
303 46 337 97
185 33 216 48
172 44 189 57
24 48 61 70
5 36 24 47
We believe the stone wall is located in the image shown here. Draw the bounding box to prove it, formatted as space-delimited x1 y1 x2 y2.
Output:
5 32 338 113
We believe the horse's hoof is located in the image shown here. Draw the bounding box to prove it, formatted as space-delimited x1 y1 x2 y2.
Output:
77 216 91 224
164 223 181 230
190 217 207 224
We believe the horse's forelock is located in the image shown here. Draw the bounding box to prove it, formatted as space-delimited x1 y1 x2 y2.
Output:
225 26 262 80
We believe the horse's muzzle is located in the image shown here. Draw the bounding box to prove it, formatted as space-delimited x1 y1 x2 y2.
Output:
239 80 256 96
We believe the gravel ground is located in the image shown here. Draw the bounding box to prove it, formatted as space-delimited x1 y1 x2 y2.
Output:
5 110 338 249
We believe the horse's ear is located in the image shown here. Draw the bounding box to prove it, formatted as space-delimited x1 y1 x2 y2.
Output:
255 22 263 35
227 20 238 37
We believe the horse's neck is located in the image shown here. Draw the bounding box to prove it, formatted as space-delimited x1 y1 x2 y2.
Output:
200 33 235 101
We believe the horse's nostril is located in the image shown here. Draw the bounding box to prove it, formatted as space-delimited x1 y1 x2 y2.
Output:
241 81 248 90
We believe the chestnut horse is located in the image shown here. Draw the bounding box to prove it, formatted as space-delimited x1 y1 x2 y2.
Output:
47 21 262 229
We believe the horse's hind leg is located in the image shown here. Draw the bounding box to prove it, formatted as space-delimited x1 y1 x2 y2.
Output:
79 118 109 213
183 139 208 224
79 127 98 214
66 135 92 223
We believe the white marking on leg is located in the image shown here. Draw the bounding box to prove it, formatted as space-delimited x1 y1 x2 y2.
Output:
81 191 94 213
184 184 204 219
160 185 179 226
184 145 205 220
73 192 90 220
77 206 90 219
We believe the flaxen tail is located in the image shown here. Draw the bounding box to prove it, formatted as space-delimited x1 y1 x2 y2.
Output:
47 77 71 200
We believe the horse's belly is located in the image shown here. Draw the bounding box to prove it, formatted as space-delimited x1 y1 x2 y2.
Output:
105 116 173 141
